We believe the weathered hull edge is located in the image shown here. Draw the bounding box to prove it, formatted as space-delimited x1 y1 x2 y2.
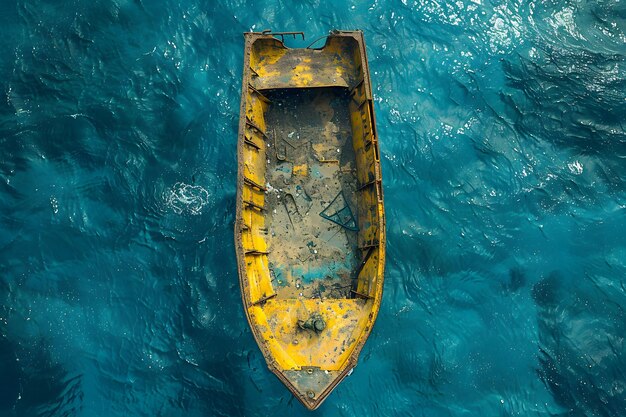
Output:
234 30 386 411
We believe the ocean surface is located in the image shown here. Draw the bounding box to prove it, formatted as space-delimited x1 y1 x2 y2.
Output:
1 0 625 416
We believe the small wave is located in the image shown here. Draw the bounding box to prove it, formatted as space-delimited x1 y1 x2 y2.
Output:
568 160 584 175
164 182 210 215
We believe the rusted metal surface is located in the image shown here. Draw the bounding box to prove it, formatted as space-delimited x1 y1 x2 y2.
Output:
248 31 360 90
234 30 385 410
261 29 305 42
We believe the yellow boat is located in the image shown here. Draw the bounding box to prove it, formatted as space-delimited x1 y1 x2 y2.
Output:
234 30 385 410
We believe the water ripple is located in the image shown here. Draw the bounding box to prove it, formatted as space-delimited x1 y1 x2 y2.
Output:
1 0 625 416
164 182 210 216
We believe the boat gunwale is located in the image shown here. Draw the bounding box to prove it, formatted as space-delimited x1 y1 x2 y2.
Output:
234 29 386 410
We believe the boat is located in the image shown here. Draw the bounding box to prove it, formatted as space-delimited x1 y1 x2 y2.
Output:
234 29 385 410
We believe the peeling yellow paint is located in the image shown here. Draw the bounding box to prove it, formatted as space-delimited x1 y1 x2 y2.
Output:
236 31 385 410
249 298 372 370
292 163 309 177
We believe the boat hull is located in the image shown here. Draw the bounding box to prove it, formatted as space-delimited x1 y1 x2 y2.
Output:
235 30 385 409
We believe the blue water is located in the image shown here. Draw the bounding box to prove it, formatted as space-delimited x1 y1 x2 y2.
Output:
1 0 625 416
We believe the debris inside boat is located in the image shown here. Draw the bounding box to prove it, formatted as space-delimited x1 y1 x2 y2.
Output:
264 88 360 301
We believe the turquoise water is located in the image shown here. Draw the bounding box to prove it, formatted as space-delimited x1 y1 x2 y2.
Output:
1 0 625 416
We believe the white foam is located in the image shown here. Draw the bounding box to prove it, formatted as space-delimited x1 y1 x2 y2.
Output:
165 182 210 215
